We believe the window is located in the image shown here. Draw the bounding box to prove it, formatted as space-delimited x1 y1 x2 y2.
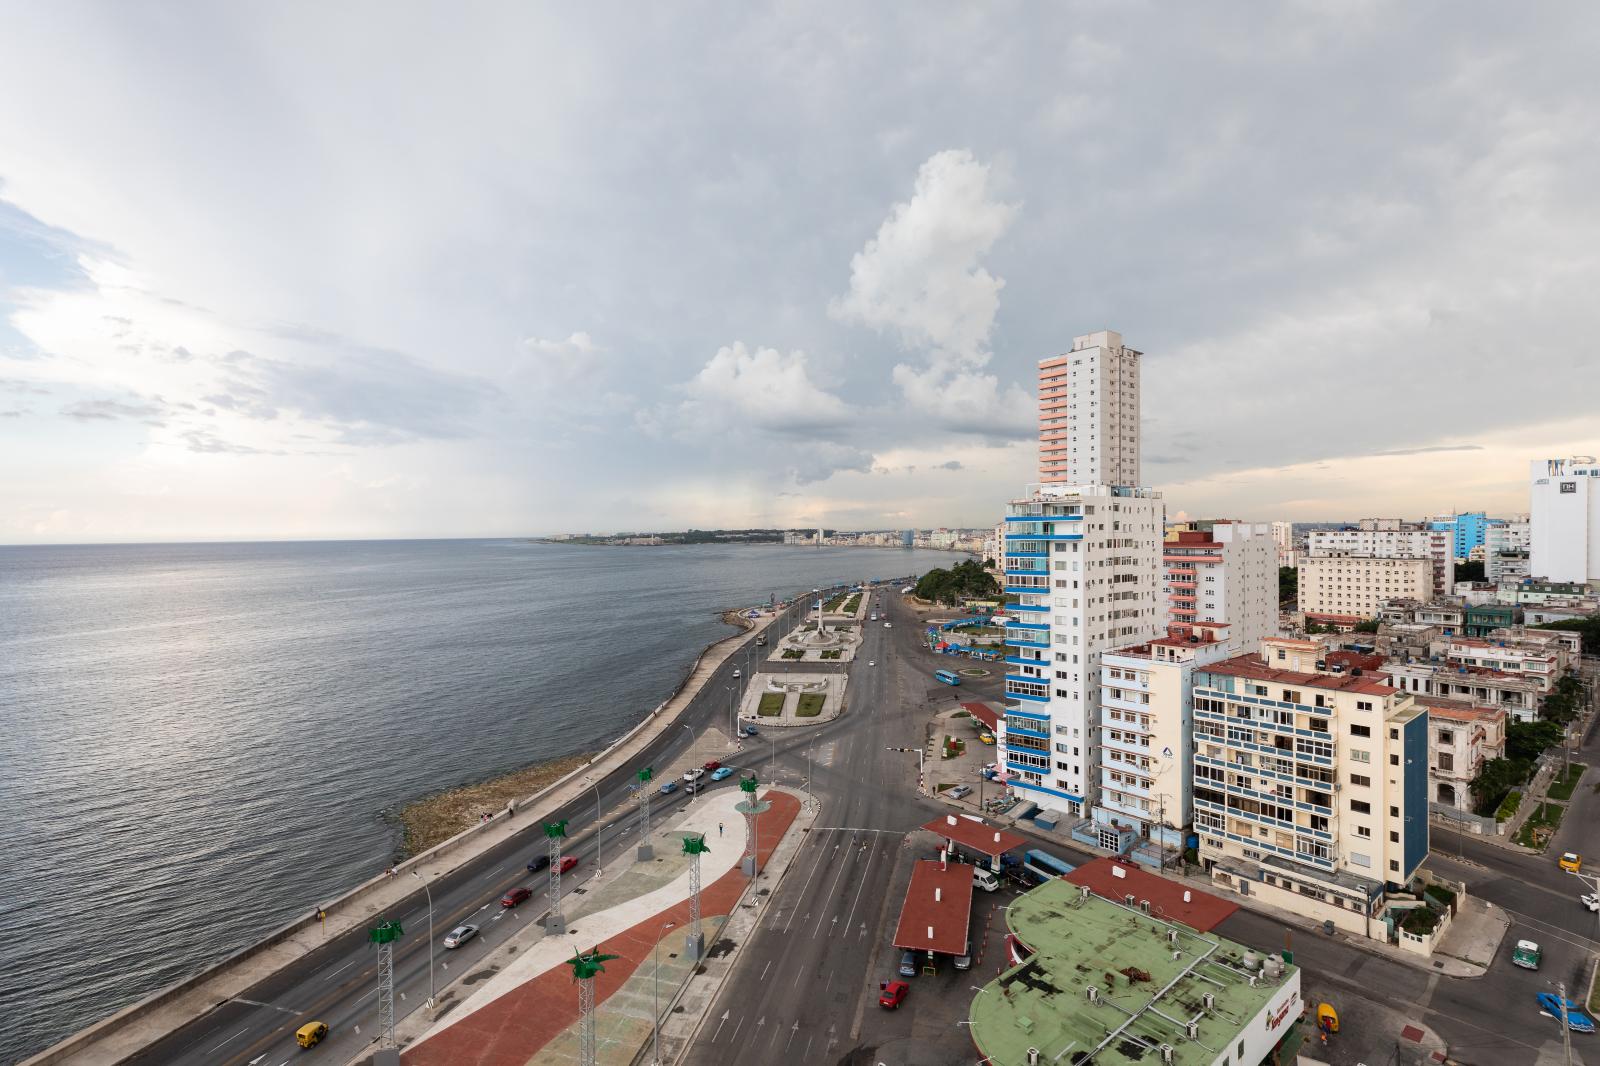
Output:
1350 773 1371 787
1389 728 1399 740
1355 825 1371 838
1390 754 1400 766
1350 724 1371 738
1438 753 1454 771
1389 860 1400 873
1390 831 1400 843
1351 799 1371 814
1437 729 1454 745
1349 749 1370 764
1390 805 1399 817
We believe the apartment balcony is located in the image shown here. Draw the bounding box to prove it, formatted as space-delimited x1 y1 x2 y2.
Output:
1167 577 1197 588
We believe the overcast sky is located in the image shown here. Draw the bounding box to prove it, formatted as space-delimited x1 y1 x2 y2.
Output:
3 3 1597 543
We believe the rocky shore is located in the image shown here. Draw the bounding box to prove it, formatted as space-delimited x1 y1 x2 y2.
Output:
396 752 594 856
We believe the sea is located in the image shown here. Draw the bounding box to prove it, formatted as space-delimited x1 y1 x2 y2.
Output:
0 538 963 1063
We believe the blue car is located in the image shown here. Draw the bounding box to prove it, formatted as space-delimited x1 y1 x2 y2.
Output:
659 780 680 796
1537 992 1596 1033
711 767 734 781
741 725 759 736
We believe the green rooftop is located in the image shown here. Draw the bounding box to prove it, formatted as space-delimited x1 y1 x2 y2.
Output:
970 879 1300 1066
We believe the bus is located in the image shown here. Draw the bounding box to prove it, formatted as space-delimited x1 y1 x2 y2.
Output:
933 669 961 686
1021 849 1075 883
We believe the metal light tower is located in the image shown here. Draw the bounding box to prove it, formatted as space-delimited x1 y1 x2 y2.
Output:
368 921 404 1051
682 833 710 960
567 947 620 1066
546 820 569 935
735 774 771 879
636 767 655 860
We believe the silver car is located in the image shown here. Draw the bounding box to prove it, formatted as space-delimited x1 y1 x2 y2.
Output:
443 924 478 949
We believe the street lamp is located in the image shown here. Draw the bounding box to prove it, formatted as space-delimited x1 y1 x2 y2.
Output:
680 724 697 800
411 871 434 1011
651 920 677 1065
585 777 604 873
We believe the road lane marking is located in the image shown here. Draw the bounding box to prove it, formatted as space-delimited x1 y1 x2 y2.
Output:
761 959 772 981
841 841 877 934
780 838 833 933
209 1028 249 1053
233 998 301 1015
323 959 358 982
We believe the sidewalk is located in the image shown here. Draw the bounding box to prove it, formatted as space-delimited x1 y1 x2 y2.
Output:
400 790 802 1066
31 608 783 1066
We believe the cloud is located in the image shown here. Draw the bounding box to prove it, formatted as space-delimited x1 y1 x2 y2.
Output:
680 342 852 433
179 428 268 455
1365 444 1483 458
936 459 963 470
59 398 167 422
524 331 602 356
831 149 1031 436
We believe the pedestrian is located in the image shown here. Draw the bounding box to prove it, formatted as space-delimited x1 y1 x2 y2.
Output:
718 822 724 837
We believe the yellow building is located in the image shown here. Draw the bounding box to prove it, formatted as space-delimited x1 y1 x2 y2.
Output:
1296 554 1432 620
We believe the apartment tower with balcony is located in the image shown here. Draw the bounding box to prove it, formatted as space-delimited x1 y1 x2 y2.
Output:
1003 331 1163 819
1163 521 1278 649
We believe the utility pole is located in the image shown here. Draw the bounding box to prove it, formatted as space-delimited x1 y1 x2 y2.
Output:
567 947 620 1066
636 767 655 860
368 921 404 1054
545 820 568 936
683 833 710 960
736 773 771 880
1558 979 1573 1066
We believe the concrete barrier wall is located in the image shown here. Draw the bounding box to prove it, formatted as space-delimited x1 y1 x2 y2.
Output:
23 604 789 1066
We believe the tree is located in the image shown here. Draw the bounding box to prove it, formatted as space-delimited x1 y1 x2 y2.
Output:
1353 618 1381 634
915 559 1001 606
1278 566 1297 605
1454 560 1485 583
1469 757 1532 816
1506 719 1565 763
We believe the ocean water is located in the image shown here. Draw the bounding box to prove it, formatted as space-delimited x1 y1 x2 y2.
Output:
0 538 958 1063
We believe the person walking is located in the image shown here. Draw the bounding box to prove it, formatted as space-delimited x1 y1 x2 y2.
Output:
718 822 724 837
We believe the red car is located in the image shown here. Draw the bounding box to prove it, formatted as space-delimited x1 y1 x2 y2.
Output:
702 760 722 772
878 981 909 1009
559 856 580 874
501 887 532 908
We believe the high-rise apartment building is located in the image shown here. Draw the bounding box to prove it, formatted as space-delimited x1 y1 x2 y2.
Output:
1163 522 1277 649
1193 637 1428 939
1484 517 1530 583
1530 457 1600 584
1036 330 1141 485
1002 486 1165 814
1305 527 1455 599
1427 512 1492 561
1271 521 1293 550
1296 555 1433 620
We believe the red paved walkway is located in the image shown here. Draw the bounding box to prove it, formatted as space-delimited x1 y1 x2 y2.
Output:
404 791 800 1066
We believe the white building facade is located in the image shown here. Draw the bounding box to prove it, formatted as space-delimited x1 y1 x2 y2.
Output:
1530 457 1600 584
1037 330 1142 486
1164 522 1278 649
1305 527 1455 599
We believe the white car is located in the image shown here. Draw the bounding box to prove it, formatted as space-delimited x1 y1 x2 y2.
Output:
732 668 741 678
883 622 892 628
868 660 876 667
684 768 705 783
443 924 478 949
1583 893 1600 912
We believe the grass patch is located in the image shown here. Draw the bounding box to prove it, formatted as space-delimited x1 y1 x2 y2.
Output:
1495 790 1522 822
1549 763 1588 802
1513 801 1566 849
781 648 804 660
842 593 862 614
757 693 785 716
820 650 841 659
796 694 826 717
1424 884 1458 910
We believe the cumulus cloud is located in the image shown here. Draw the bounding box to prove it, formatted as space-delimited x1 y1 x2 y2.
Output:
681 342 852 433
524 331 601 357
831 149 1031 436
60 398 166 421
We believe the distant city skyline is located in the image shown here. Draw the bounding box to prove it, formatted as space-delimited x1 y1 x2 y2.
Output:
3 7 1599 543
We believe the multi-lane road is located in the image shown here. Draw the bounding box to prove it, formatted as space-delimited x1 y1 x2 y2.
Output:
117 583 871 1066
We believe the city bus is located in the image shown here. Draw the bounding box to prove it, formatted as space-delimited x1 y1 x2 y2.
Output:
933 669 961 686
1021 849 1075 883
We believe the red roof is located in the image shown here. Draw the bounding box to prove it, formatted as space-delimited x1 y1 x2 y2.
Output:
1325 650 1385 673
892 860 974 956
1063 858 1237 933
1201 652 1395 696
920 813 1027 858
961 701 1000 731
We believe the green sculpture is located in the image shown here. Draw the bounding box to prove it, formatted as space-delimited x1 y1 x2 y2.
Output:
544 819 568 839
368 920 404 944
683 832 711 856
567 946 621 981
739 774 758 795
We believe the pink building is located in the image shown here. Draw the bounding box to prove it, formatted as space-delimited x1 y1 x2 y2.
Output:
1037 330 1141 486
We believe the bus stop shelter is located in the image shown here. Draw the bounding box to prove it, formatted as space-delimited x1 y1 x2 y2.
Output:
920 813 1026 873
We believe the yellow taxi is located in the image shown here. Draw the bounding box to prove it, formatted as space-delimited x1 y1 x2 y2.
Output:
296 1021 329 1049
1560 851 1582 873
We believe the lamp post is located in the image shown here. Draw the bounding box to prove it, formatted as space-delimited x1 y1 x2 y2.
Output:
651 920 676 1065
411 872 435 1011
680 724 697 797
585 777 604 874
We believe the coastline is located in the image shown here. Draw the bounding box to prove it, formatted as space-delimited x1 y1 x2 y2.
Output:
395 753 594 856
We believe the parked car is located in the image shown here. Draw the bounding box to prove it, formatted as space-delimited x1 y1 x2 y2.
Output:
947 784 972 800
702 760 722 772
898 950 918 977
684 768 706 783
443 924 478 949
878 980 909 1009
1583 893 1599 912
559 855 579 874
1537 992 1597 1032
953 952 972 970
659 780 680 796
1561 851 1583 873
527 854 551 873
501 887 533 908
711 766 734 781
742 725 759 736
1512 939 1543 969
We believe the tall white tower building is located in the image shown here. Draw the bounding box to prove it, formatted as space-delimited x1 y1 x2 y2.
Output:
1004 331 1162 818
1530 457 1600 583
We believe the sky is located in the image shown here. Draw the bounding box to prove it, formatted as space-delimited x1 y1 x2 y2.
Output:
2 3 1598 543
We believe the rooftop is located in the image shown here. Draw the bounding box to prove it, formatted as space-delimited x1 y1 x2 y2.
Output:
921 813 1028 858
1199 653 1396 697
1063 858 1236 932
970 879 1299 1066
962 701 1000 732
1415 697 1506 723
891 859 973 957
